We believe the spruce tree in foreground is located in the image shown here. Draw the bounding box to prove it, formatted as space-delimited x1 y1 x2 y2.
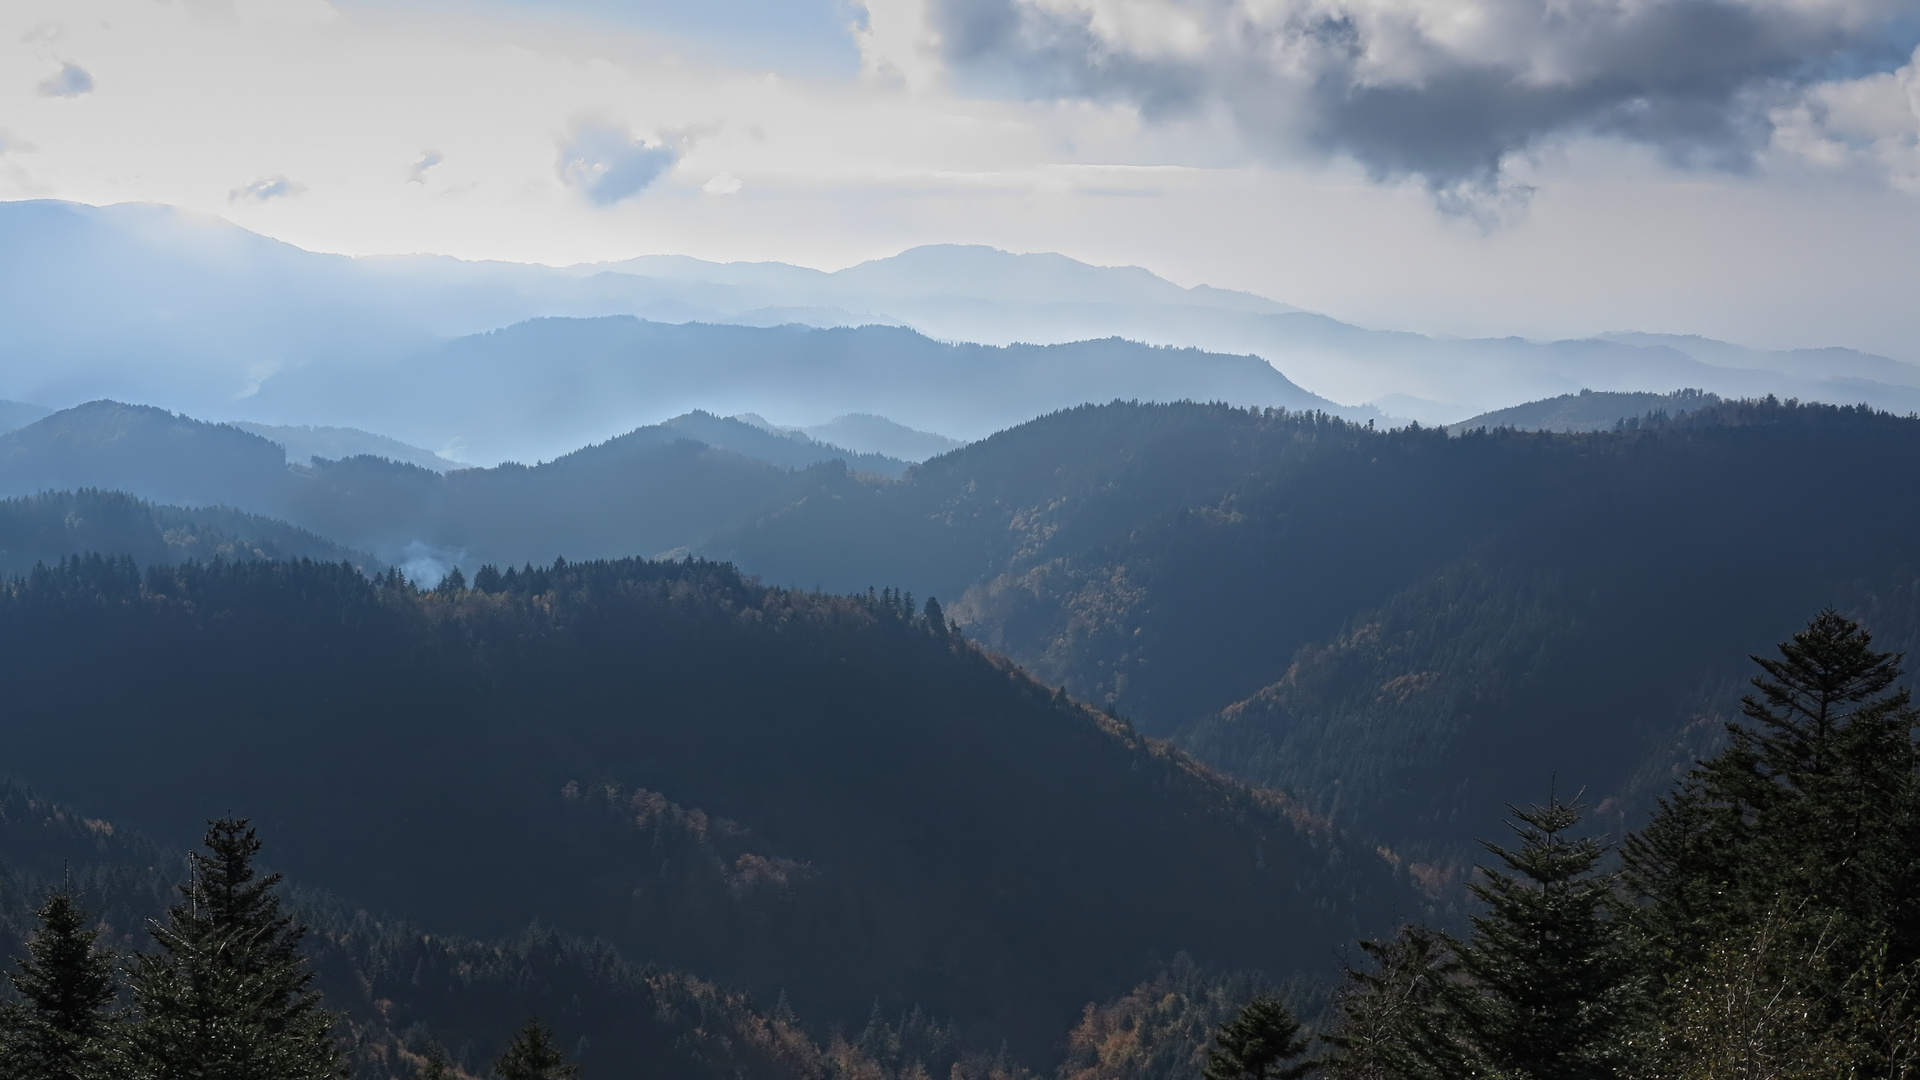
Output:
0 889 121 1080
1451 796 1641 1080
494 1017 576 1080
1625 609 1920 972
127 817 342 1080
1623 609 1920 1080
1202 995 1312 1080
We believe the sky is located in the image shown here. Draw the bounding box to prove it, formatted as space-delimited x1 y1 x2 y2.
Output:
3 0 1919 358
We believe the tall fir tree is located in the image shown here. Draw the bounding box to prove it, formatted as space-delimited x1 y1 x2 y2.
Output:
494 1017 576 1080
1624 610 1920 975
0 889 121 1080
126 817 342 1080
1450 795 1641 1080
1202 996 1313 1080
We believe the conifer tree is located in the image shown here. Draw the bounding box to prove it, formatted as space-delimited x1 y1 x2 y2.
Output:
494 1017 575 1080
1451 795 1640 1080
417 1040 455 1080
923 597 948 639
1624 610 1920 972
1320 926 1468 1080
1202 996 1312 1080
0 889 121 1080
126 817 342 1080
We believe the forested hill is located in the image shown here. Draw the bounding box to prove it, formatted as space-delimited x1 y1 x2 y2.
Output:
0 489 373 575
0 555 1413 1060
1448 387 1721 432
0 778 990 1080
704 398 1920 869
0 401 839 567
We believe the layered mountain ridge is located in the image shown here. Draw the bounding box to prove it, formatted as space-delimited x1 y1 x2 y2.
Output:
6 199 1916 456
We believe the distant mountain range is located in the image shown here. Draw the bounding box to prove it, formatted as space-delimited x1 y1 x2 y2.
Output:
243 318 1347 463
0 400 51 434
5 199 1915 449
231 421 464 472
740 412 965 462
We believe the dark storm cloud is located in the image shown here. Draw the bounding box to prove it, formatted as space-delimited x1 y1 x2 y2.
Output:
928 0 1920 193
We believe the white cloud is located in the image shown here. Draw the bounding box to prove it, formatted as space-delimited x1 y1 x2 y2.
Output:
1767 46 1920 192
37 62 93 97
557 123 680 204
406 150 443 183
230 175 306 202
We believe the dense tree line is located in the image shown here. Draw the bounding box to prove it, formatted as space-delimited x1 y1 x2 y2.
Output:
1205 610 1920 1079
0 818 584 1080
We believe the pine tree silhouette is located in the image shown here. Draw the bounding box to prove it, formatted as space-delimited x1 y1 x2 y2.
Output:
494 1017 576 1080
1452 795 1639 1080
0 888 120 1080
1203 996 1313 1080
127 817 342 1080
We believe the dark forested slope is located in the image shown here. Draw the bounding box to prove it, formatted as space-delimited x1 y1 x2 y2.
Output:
0 556 1409 1060
705 400 1920 870
0 779 879 1080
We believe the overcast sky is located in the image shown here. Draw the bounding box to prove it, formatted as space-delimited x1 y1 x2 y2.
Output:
4 0 1918 358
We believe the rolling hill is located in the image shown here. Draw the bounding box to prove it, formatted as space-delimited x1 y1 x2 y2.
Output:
1450 388 1722 432
699 399 1920 869
0 555 1413 1062
0 489 374 575
0 402 861 570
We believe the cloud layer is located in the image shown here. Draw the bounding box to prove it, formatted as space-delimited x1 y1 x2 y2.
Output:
912 0 1920 195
